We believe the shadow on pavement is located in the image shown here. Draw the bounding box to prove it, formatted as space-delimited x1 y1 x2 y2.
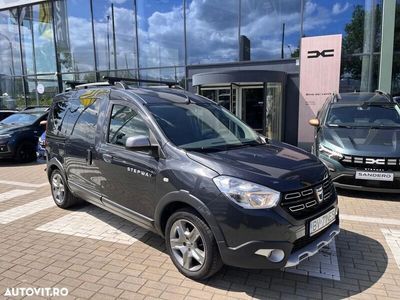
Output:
73 202 388 300
337 187 400 201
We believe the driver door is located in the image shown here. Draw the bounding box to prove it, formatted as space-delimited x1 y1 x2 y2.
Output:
97 101 159 219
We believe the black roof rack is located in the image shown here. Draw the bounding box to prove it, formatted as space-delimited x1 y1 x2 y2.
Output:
103 76 179 88
65 80 88 89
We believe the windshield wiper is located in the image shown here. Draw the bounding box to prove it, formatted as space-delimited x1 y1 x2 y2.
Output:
327 124 352 128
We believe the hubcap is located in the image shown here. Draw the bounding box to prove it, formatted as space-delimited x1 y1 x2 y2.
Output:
169 219 206 271
52 174 65 204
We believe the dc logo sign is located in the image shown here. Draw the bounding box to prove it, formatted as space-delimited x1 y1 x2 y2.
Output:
307 49 334 58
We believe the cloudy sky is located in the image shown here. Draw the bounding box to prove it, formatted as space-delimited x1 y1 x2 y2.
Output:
0 0 376 78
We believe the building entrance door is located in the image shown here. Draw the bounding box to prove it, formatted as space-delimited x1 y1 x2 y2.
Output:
199 82 283 140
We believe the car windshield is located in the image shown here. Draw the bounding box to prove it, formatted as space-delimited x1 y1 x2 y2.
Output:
148 103 264 151
0 113 42 125
326 103 400 128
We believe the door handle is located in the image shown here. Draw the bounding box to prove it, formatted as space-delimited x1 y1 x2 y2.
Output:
103 153 112 163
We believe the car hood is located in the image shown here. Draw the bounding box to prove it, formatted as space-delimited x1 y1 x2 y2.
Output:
186 141 327 193
320 126 400 157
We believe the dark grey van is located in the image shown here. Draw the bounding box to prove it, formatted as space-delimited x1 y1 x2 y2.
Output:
46 78 339 279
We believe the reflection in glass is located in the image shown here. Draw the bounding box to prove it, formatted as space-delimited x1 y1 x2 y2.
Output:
240 0 301 60
0 9 22 76
266 83 282 140
20 3 56 74
0 77 24 109
93 0 137 72
26 75 58 107
186 0 238 64
136 0 184 68
139 67 185 86
53 0 95 72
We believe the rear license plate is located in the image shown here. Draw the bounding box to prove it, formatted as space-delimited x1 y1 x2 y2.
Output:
355 171 394 182
309 208 336 237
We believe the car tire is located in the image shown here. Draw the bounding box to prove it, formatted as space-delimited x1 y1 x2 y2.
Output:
165 208 223 280
50 169 78 209
15 143 37 163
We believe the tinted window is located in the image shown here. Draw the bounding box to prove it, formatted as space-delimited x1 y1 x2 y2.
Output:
48 101 68 137
108 105 149 147
71 99 101 143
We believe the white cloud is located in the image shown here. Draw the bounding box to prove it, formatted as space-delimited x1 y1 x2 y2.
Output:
332 2 350 15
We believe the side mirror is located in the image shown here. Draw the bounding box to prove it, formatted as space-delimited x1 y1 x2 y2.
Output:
40 120 47 126
309 118 320 127
125 136 158 156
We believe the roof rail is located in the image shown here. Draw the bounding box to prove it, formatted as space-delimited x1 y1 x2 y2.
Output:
375 90 394 102
331 93 341 103
65 80 88 89
74 82 112 90
103 76 180 88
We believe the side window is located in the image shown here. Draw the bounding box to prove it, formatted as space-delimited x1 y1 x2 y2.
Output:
48 101 68 137
108 104 150 147
71 98 101 143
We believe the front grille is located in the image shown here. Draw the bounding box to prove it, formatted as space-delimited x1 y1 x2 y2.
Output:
281 177 336 219
340 155 400 171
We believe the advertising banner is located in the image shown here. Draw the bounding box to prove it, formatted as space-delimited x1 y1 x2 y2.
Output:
0 0 45 10
298 34 342 150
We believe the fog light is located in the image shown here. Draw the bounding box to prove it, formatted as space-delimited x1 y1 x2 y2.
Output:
255 249 285 262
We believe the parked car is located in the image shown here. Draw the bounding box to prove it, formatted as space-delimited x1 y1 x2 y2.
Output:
310 91 400 193
0 107 48 162
0 110 17 121
46 78 339 280
37 131 46 159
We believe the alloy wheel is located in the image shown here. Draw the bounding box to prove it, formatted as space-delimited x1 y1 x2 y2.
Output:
52 173 65 205
169 219 206 271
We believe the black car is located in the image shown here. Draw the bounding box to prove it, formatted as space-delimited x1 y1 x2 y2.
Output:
46 78 339 279
0 110 17 121
0 107 48 162
310 91 400 193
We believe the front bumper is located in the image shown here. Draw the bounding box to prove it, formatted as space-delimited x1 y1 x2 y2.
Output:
320 155 400 193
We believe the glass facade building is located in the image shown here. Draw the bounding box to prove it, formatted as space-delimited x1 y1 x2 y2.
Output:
0 0 398 134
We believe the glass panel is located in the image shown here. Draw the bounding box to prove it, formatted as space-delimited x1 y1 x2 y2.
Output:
109 105 150 146
186 0 239 64
240 0 301 60
136 0 184 68
340 54 380 92
394 0 400 51
20 2 56 74
304 0 382 55
0 77 25 109
25 75 58 106
241 87 264 132
201 88 236 111
54 0 95 72
392 53 400 96
139 67 185 86
266 82 282 140
93 0 137 71
0 9 22 76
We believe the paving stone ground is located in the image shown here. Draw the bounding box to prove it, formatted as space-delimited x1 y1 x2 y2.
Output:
0 160 400 299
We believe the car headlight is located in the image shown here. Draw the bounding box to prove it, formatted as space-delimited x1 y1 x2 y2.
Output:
319 144 343 160
213 176 280 209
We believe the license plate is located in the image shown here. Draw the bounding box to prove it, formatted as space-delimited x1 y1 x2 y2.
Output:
355 171 394 182
309 208 336 236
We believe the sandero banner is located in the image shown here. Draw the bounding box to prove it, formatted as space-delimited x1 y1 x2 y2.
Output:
298 34 342 150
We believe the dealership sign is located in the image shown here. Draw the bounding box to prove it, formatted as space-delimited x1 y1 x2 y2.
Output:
298 34 342 149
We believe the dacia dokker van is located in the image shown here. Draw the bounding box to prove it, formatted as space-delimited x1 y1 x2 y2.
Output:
46 78 339 279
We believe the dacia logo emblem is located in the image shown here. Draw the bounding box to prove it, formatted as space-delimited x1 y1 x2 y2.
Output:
315 186 324 203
